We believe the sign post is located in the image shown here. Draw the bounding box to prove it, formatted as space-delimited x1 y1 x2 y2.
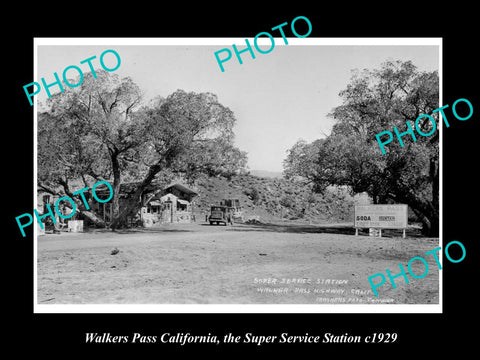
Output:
354 204 408 238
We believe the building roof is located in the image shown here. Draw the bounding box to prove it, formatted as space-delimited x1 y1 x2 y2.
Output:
163 183 198 196
159 193 178 202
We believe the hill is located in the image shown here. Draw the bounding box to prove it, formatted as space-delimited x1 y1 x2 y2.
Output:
248 170 283 179
193 174 367 224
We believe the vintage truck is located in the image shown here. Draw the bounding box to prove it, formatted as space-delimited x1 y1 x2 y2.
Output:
208 205 234 226
221 198 244 222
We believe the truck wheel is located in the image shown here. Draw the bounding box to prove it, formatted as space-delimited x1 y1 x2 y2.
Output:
210 221 213 225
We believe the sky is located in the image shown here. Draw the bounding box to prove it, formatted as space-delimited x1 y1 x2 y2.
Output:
36 39 440 172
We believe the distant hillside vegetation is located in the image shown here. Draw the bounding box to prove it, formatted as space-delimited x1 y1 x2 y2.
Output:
249 170 283 179
194 174 367 223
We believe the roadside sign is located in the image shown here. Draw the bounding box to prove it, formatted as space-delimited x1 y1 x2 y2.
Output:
354 204 408 237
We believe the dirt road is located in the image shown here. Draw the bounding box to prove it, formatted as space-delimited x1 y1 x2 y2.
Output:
37 222 440 305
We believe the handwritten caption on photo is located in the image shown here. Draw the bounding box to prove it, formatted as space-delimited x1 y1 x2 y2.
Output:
367 240 466 296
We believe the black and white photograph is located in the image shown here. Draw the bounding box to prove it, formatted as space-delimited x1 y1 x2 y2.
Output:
33 38 441 312
6 7 477 356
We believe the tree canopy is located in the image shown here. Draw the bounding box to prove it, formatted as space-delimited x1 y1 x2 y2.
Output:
38 72 247 228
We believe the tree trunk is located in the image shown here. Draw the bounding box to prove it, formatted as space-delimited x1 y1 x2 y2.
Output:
426 213 439 237
110 163 162 230
39 181 107 228
396 194 439 237
429 156 439 236
68 190 107 228
110 196 143 230
111 151 122 220
410 206 439 237
80 209 108 227
405 155 439 237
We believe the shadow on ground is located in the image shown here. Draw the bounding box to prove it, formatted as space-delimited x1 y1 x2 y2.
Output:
83 227 194 235
76 221 427 238
229 222 426 238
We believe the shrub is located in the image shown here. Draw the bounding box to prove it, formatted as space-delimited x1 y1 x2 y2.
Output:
279 195 295 208
244 187 261 204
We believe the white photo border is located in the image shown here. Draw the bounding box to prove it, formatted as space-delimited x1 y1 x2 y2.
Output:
33 37 443 314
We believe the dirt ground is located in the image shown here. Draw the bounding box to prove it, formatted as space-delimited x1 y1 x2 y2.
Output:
37 222 440 305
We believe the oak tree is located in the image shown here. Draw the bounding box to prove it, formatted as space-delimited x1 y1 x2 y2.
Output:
284 60 439 235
